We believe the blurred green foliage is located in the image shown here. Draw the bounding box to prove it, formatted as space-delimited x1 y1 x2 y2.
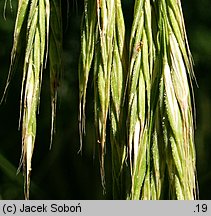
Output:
0 0 211 199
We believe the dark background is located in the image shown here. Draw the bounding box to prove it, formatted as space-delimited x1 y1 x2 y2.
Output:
0 0 210 199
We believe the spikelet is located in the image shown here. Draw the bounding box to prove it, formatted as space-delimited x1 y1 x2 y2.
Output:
4 0 54 199
110 0 127 198
153 0 197 199
79 0 97 151
19 0 50 199
79 0 127 195
126 0 197 199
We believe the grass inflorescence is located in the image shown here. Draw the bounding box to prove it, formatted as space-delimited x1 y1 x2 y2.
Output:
4 0 197 200
3 0 63 199
79 0 197 199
